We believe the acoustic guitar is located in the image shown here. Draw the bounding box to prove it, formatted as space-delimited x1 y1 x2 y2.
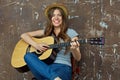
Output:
11 36 104 72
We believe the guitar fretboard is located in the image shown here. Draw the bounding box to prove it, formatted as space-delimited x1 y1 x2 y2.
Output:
49 39 87 49
48 37 104 49
49 42 70 49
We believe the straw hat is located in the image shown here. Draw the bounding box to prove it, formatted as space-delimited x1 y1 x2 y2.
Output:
44 3 68 17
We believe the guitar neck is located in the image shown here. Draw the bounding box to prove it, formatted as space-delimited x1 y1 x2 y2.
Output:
49 39 87 49
49 37 104 49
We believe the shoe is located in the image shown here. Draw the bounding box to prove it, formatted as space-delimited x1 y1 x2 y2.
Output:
32 77 37 80
54 77 62 80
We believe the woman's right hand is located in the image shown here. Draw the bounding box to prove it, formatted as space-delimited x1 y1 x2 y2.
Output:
34 43 49 53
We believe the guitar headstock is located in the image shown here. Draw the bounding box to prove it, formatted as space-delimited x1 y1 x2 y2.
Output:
88 37 105 45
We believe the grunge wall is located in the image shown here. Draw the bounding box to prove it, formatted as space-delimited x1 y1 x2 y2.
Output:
0 0 120 80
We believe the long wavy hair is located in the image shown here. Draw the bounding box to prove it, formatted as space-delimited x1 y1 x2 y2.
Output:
44 7 70 42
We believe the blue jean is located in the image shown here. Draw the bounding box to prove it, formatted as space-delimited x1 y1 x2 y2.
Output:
24 52 72 80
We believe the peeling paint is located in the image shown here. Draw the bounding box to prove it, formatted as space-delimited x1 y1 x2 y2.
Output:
34 12 39 20
99 21 108 29
74 0 79 4
20 7 23 16
113 15 120 25
110 0 113 6
68 15 79 19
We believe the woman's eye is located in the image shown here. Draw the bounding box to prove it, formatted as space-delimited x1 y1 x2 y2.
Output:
58 14 62 16
52 14 62 17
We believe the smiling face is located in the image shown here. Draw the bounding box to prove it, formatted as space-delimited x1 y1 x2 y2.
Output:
45 7 68 37
51 9 62 27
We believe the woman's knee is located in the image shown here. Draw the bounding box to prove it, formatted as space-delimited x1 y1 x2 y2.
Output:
24 52 31 60
24 52 37 62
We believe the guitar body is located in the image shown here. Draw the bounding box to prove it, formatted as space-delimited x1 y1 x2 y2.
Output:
11 36 55 71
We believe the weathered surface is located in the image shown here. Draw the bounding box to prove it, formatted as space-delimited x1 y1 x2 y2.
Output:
0 0 120 80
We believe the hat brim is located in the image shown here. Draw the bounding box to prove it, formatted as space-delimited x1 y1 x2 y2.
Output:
44 3 68 17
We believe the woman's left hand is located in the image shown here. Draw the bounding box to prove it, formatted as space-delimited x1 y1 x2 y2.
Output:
70 40 80 50
70 36 81 61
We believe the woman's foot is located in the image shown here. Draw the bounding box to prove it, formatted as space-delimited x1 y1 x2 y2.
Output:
54 77 62 80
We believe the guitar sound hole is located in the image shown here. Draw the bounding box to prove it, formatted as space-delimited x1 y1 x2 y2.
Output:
37 50 40 53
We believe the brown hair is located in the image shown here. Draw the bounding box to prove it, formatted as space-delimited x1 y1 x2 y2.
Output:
44 7 70 42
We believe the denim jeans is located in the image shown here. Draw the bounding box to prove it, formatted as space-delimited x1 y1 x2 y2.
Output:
24 52 72 80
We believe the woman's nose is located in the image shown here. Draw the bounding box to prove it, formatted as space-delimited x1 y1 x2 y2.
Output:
54 15 59 19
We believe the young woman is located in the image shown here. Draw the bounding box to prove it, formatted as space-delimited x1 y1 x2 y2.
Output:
21 3 81 80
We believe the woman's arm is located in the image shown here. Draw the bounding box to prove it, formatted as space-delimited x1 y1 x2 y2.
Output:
70 36 81 61
20 30 48 52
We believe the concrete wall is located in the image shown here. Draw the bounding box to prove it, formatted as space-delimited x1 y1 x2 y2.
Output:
0 0 120 80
